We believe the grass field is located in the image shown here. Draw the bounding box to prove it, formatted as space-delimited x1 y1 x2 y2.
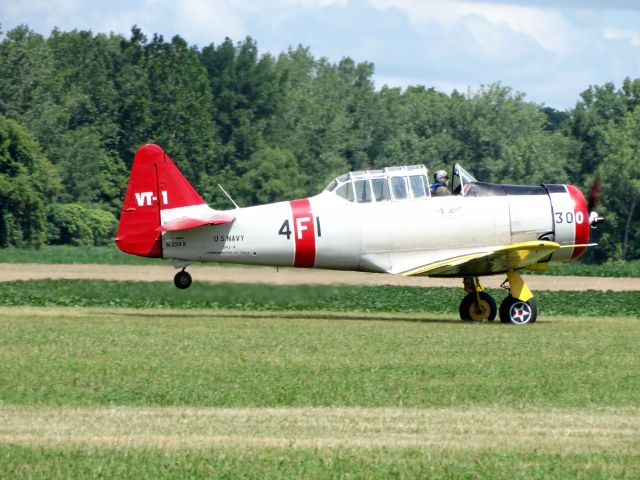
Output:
4 444 637 479
2 279 640 316
1 245 639 276
0 245 163 266
1 300 639 478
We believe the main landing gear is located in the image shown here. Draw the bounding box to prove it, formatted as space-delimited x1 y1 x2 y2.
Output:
459 271 537 324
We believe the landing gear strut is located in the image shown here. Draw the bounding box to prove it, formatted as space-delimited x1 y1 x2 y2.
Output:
174 269 192 289
459 277 497 321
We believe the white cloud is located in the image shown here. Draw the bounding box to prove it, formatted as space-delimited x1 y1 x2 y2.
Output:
174 0 246 41
2 0 84 18
234 0 346 9
604 28 640 47
135 0 246 45
226 0 348 32
369 0 572 53
1 0 86 33
100 12 149 37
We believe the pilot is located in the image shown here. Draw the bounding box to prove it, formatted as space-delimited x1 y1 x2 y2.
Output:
431 170 451 196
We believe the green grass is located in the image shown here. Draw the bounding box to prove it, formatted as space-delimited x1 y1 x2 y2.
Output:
1 245 639 276
1 307 638 408
529 259 640 277
1 279 639 316
1 305 639 478
0 245 163 265
1 276 638 478
1 445 637 479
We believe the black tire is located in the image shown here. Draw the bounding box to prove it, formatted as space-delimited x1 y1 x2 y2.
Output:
499 296 537 324
459 291 497 321
174 270 192 289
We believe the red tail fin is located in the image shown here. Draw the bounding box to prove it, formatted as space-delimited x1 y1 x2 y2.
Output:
115 144 205 257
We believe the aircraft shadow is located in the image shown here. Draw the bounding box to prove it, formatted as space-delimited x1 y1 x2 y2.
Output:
108 310 507 325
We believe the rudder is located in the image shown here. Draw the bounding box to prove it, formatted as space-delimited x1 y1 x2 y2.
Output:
115 144 205 257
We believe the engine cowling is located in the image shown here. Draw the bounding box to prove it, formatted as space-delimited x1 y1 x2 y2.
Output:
545 184 590 261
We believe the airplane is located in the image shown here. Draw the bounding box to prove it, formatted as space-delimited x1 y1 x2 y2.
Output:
115 144 604 324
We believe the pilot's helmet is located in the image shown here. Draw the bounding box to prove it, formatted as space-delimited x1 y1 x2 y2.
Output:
434 170 449 182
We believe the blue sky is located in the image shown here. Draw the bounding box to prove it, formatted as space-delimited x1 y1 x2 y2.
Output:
2 0 640 109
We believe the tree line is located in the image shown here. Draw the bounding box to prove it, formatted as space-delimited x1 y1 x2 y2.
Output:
0 25 638 261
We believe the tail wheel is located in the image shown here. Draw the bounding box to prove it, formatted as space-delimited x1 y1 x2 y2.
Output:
459 291 497 321
499 296 537 324
174 270 192 289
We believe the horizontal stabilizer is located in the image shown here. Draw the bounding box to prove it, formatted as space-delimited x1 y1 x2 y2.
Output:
156 214 235 233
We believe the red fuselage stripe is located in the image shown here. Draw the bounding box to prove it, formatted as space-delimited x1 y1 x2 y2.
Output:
290 198 316 268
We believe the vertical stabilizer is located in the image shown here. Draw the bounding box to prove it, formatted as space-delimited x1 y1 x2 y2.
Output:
115 144 205 257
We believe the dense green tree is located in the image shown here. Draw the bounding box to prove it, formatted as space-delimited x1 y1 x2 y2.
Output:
594 109 640 260
540 106 569 132
0 116 60 247
0 26 53 121
43 30 127 213
114 26 152 166
52 127 126 208
233 146 308 205
0 26 68 174
567 81 630 186
452 84 577 184
566 79 640 261
276 50 379 192
276 47 344 189
202 38 285 147
46 202 117 246
374 86 462 169
333 58 377 171
144 34 218 187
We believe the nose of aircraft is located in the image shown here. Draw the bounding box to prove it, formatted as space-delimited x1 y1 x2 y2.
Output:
565 184 590 259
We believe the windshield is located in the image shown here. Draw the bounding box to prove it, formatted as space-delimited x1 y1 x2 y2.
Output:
451 163 478 196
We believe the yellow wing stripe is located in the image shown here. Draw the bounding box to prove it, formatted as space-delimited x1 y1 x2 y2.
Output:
401 252 491 277
401 241 561 277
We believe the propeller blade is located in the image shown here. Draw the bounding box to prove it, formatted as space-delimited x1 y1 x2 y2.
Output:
587 178 601 212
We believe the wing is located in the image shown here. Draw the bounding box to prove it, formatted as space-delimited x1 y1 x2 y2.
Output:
155 213 235 233
401 241 564 277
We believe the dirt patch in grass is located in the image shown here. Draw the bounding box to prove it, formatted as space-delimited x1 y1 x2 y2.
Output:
2 263 638 291
1 406 639 453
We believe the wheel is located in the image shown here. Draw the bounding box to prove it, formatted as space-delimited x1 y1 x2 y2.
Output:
459 291 497 321
174 270 192 289
499 296 537 324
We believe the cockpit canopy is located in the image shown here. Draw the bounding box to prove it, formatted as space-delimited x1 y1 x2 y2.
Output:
324 163 480 202
324 165 431 203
